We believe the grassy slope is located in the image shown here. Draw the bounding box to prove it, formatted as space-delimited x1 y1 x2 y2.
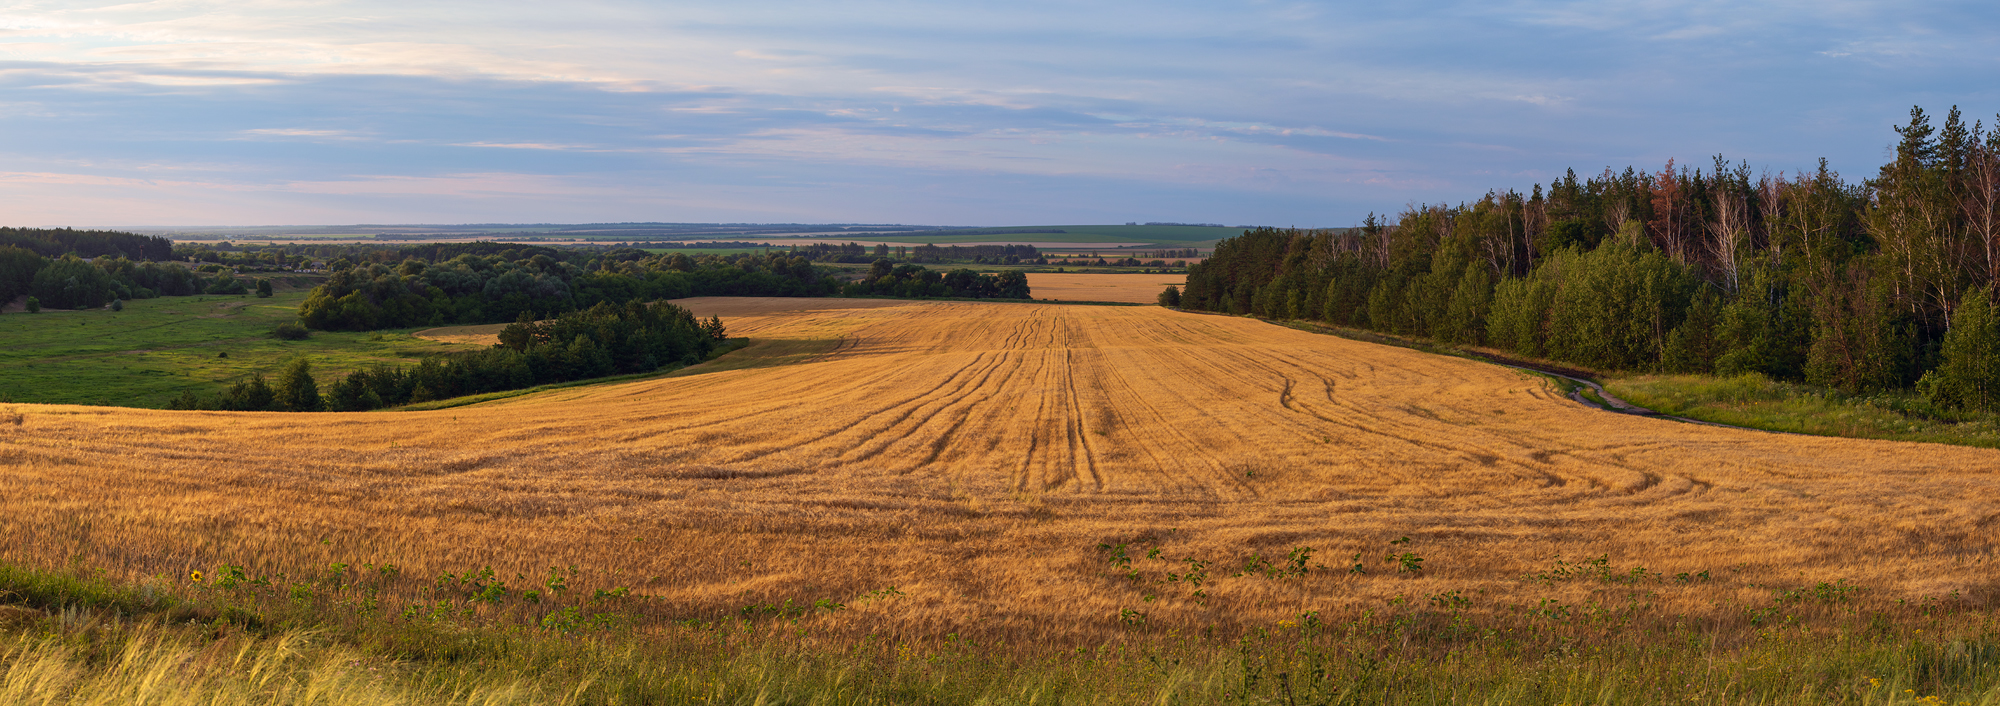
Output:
0 292 472 407
1609 373 2000 449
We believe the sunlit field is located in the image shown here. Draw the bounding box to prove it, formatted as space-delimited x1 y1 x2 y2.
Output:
7 298 2000 702
1026 272 1186 303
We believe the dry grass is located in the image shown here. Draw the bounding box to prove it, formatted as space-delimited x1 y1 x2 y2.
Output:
1024 273 1185 302
5 297 2000 652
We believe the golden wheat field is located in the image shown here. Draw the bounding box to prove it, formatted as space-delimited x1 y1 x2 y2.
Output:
1026 272 1186 303
5 297 2000 646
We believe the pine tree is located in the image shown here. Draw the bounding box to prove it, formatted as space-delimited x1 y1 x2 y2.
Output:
275 359 323 412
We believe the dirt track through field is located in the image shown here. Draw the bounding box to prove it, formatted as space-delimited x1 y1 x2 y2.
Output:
5 298 2000 643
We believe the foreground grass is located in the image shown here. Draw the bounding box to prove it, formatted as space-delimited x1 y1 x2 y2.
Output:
1609 373 2000 449
0 292 470 408
6 560 2000 704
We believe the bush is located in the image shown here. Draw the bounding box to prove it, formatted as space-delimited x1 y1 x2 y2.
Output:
1157 286 1181 307
273 323 310 341
24 296 38 313
109 299 123 312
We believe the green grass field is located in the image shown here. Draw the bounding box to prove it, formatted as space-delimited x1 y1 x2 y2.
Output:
1608 372 2000 449
0 292 473 408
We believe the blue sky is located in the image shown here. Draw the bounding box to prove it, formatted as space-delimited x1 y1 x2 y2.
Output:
0 1 1994 227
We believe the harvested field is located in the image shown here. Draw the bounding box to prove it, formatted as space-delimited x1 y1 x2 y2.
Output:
1025 272 1185 302
4 297 1999 647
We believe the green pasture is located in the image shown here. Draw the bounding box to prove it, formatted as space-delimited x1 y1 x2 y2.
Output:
0 292 472 408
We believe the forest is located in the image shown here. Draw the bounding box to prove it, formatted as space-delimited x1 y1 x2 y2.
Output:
0 231 309 309
1183 106 2000 412
0 227 173 261
298 247 1032 331
0 249 225 309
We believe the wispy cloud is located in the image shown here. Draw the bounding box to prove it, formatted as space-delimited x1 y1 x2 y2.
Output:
243 128 358 138
0 1 1985 225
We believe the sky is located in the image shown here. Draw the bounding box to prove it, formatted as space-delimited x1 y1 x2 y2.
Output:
0 1 1994 228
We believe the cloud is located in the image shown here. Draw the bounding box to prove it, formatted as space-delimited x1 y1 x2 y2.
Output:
449 141 603 151
0 1 1987 226
243 127 358 138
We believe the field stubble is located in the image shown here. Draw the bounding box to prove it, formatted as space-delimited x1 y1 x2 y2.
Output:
4 297 2000 656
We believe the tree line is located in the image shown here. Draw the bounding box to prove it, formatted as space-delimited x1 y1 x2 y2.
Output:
298 249 835 331
1181 106 2000 412
299 247 1034 331
0 250 224 309
842 260 1031 299
786 242 1044 264
0 227 173 261
171 300 725 412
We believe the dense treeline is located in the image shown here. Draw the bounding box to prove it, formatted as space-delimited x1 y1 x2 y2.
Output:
0 228 197 307
0 249 215 309
173 300 726 411
1184 106 2000 412
839 260 1031 299
787 242 1043 264
299 249 838 331
0 227 173 261
299 247 1032 331
902 243 1042 264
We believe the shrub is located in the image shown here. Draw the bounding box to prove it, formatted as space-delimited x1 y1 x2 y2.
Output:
24 296 38 313
273 323 310 341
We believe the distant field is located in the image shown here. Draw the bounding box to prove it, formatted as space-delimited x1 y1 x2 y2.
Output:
0 292 471 406
1027 272 1185 302
145 224 1246 248
857 224 1239 247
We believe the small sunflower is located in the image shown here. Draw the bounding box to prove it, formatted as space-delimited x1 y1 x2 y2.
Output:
190 570 203 583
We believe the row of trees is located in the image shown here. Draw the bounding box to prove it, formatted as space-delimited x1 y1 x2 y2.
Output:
300 246 1038 331
0 227 173 261
298 249 839 331
0 249 219 309
841 260 1032 299
173 300 726 412
787 242 1044 264
1182 106 2000 411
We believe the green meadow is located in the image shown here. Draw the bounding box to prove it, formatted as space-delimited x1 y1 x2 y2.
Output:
0 292 471 408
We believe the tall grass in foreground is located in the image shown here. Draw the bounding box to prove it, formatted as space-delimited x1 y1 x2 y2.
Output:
1609 373 2000 448
9 561 2000 704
